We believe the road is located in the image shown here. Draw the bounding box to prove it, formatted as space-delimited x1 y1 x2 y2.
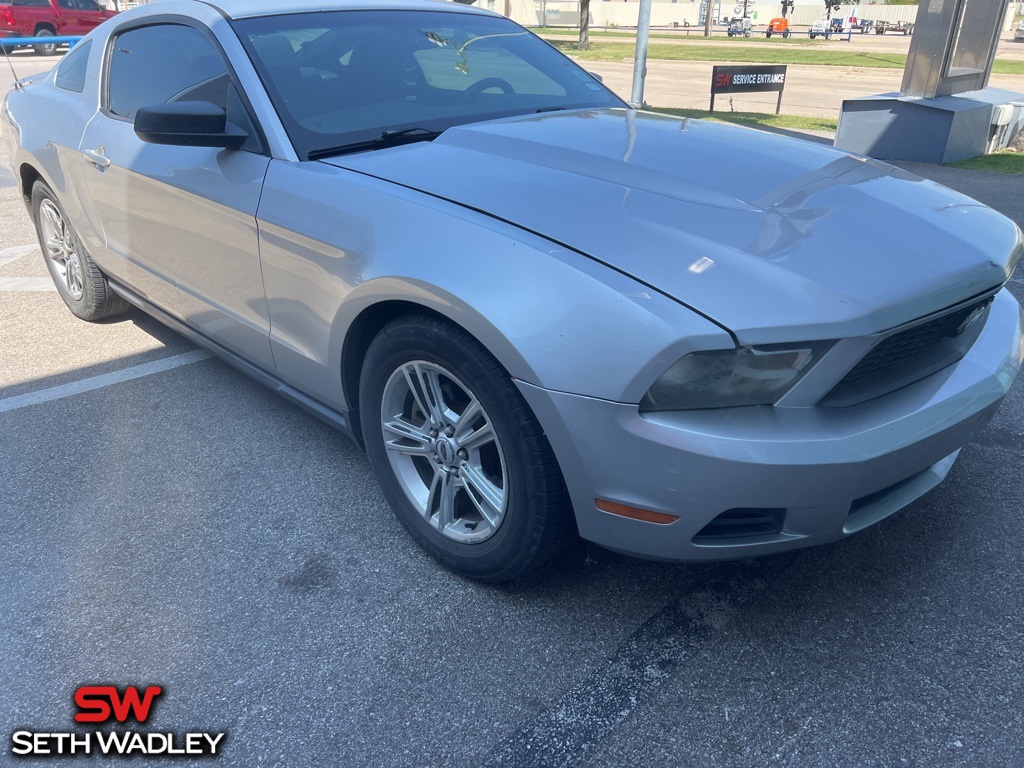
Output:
2 50 1024 767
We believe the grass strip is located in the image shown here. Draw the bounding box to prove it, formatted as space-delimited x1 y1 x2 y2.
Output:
553 41 1024 74
647 106 838 132
947 150 1024 174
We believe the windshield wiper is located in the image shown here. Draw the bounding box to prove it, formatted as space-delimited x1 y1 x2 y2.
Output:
308 127 444 161
535 106 567 113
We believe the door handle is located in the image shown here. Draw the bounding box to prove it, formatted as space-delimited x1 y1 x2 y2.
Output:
83 147 110 168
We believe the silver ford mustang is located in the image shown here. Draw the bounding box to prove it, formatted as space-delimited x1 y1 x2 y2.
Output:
3 0 1023 581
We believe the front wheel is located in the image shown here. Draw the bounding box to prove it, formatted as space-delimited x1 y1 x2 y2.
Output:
31 181 129 321
782 29 792 38
32 29 56 56
359 314 572 582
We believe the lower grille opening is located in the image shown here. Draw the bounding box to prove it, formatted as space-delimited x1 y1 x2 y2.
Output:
693 508 785 543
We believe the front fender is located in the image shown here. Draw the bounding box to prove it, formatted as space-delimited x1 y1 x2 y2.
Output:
257 159 732 412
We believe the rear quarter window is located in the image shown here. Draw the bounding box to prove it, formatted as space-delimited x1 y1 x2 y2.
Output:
55 40 91 93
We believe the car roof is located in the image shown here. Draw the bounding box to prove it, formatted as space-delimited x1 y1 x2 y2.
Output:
199 0 498 21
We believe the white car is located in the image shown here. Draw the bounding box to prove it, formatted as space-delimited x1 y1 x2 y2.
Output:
1015 20 1024 41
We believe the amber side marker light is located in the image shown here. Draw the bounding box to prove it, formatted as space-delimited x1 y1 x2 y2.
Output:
595 499 679 525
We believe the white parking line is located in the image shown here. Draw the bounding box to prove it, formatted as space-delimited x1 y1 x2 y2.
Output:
0 277 56 292
0 243 39 268
0 350 212 415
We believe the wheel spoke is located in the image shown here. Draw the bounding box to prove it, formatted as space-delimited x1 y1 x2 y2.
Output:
452 398 482 437
459 463 504 528
400 364 429 422
382 416 434 456
427 469 458 530
45 236 64 259
454 398 496 451
458 420 494 452
402 363 442 426
41 203 62 235
421 367 453 427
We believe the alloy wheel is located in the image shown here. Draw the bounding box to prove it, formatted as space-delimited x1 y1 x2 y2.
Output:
380 361 508 544
39 199 84 300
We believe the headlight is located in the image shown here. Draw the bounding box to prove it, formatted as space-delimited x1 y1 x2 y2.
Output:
640 342 832 411
1009 223 1024 279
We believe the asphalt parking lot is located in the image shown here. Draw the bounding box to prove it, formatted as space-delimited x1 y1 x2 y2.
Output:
3 54 1024 767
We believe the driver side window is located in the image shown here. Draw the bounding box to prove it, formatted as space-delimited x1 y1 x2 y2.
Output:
107 24 231 120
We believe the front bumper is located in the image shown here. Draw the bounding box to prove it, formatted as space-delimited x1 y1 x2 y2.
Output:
519 288 1024 561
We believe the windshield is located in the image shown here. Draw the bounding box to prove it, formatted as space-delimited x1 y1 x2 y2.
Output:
233 9 624 160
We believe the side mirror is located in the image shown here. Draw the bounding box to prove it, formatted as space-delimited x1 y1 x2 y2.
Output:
589 71 603 83
134 101 247 149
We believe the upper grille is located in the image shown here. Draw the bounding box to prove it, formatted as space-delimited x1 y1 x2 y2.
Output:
823 296 993 407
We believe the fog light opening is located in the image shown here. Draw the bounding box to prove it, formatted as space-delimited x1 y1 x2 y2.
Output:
692 508 785 542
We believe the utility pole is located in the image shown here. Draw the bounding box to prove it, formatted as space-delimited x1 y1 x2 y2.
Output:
629 0 652 107
704 0 713 36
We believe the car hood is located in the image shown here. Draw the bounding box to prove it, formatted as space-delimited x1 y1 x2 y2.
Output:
324 109 1021 343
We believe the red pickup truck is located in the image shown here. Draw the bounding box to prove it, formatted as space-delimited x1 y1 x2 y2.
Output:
0 0 117 56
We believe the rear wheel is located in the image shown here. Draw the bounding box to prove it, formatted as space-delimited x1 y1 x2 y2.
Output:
31 181 129 321
359 313 572 582
32 28 56 56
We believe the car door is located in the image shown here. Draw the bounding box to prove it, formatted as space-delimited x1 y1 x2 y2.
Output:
77 21 275 369
53 0 105 34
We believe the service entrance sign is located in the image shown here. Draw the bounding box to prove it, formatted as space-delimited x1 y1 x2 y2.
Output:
710 65 787 114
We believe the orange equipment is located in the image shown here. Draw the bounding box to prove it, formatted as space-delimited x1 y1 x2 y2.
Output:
765 17 791 37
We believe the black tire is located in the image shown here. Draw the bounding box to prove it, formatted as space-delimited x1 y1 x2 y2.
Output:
765 30 772 37
359 313 572 582
31 181 129 321
32 28 56 56
783 29 792 38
